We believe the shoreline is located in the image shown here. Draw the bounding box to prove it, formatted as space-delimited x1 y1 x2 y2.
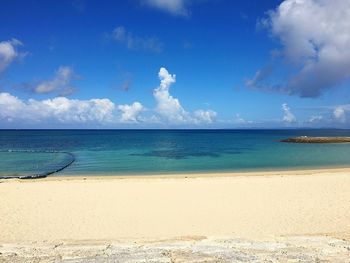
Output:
3 165 350 181
2 166 350 182
28 166 350 181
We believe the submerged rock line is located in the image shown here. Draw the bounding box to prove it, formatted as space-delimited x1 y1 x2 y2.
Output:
0 150 75 179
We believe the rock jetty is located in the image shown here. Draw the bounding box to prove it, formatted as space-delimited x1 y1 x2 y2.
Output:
281 136 350 143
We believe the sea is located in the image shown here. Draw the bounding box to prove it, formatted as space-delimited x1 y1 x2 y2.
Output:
1 129 350 178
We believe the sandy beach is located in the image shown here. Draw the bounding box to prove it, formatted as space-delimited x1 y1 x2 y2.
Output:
2 168 350 241
1 168 350 261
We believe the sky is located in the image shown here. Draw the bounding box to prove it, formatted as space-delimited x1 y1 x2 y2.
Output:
1 0 350 128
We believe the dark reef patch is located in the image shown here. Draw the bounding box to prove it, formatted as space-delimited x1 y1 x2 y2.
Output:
130 150 221 159
130 148 245 160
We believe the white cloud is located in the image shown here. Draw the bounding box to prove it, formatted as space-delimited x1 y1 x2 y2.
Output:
0 39 24 73
0 92 115 124
143 0 188 16
252 0 350 97
153 67 190 123
118 102 144 123
1 67 218 127
282 103 296 123
333 106 346 123
112 26 163 53
35 66 77 95
0 92 26 122
152 67 218 125
193 110 217 124
234 114 253 125
308 115 323 123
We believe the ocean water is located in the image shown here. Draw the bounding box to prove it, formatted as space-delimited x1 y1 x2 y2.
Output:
1 129 350 177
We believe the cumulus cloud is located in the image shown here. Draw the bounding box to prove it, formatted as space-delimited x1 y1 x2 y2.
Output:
152 67 217 125
0 92 115 124
250 0 350 97
112 26 163 53
142 0 189 16
153 67 189 123
0 39 25 73
1 67 218 127
282 103 296 123
118 102 144 123
193 110 217 124
34 66 77 95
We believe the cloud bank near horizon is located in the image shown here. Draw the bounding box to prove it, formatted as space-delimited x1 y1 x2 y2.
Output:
0 65 348 128
0 67 218 127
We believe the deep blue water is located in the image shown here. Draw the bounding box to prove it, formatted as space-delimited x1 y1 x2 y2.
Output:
1 129 350 177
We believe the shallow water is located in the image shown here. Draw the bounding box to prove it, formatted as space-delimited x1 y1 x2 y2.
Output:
1 129 350 177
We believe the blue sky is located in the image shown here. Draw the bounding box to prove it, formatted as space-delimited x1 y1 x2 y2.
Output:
1 0 350 128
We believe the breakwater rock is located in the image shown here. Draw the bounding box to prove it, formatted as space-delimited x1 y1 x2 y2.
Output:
281 136 350 143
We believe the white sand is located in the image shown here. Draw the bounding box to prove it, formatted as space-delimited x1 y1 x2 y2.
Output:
1 168 350 243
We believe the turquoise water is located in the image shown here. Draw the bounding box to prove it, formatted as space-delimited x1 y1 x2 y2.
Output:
1 129 350 177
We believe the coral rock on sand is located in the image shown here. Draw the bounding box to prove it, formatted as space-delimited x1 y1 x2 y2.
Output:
1 236 350 263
